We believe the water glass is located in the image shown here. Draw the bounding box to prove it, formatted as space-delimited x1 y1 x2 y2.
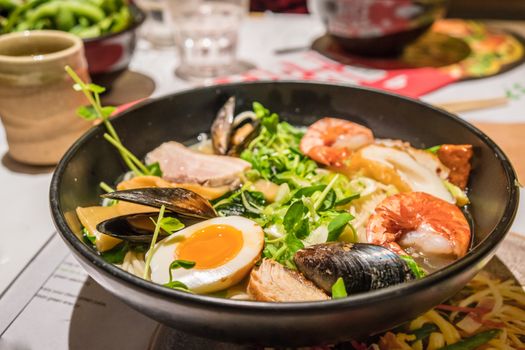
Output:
166 0 246 80
136 0 175 48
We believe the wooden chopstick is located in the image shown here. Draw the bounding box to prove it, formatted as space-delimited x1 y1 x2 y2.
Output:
434 97 509 113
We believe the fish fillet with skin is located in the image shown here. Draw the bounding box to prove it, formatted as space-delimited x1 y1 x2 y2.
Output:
248 259 329 302
146 141 251 187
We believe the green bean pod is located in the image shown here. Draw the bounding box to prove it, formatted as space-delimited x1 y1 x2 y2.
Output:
437 329 501 350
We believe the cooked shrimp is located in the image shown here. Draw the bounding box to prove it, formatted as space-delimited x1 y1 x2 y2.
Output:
300 117 374 167
366 192 471 260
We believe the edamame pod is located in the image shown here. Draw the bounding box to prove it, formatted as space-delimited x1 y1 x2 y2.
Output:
4 0 50 32
2 0 132 38
0 0 22 12
62 1 104 23
55 6 75 31
109 5 129 33
26 1 59 25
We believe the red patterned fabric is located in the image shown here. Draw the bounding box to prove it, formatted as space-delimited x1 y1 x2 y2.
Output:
250 0 308 13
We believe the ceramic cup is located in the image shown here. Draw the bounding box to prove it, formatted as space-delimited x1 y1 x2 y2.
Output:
0 30 91 165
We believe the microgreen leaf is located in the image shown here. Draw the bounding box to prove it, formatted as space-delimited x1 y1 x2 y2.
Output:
82 227 96 245
77 105 114 120
66 66 150 177
318 189 337 211
215 202 246 217
295 218 310 239
292 184 326 199
159 217 185 234
100 106 116 118
163 280 192 293
284 232 304 254
243 191 266 207
253 101 269 118
400 255 426 279
241 190 265 214
168 259 196 283
331 277 347 299
327 212 354 241
426 145 441 154
261 113 279 134
87 83 106 94
76 105 99 121
335 193 360 206
170 260 196 269
313 174 340 211
146 162 163 177
100 242 129 264
283 201 307 234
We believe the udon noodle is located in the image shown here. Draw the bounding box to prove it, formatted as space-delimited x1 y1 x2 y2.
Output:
370 272 525 350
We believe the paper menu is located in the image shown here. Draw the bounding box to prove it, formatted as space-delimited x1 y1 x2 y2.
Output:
0 234 157 350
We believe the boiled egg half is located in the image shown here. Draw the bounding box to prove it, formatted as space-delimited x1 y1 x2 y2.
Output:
149 216 264 293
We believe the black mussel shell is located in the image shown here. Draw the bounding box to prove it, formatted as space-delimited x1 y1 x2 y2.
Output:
211 96 261 156
101 187 217 219
96 212 200 243
227 120 261 157
211 96 236 155
294 242 415 295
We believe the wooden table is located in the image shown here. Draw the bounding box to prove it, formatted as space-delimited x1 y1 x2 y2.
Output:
475 123 525 181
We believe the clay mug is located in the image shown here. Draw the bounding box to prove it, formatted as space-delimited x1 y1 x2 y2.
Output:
0 30 91 165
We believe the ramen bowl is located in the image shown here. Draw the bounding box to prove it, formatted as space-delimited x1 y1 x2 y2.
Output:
50 82 518 346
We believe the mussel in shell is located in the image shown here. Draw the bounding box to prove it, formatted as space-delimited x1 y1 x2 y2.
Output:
211 96 235 155
96 212 201 243
102 187 217 219
211 96 260 156
294 242 415 295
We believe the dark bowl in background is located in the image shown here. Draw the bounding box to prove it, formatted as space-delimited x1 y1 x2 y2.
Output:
311 0 449 56
83 3 145 85
50 82 518 346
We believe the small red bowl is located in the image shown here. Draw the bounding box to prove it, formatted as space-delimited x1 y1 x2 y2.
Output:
313 0 449 56
83 3 145 79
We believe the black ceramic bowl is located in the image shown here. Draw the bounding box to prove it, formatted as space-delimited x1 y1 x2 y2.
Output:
311 0 448 56
50 82 518 346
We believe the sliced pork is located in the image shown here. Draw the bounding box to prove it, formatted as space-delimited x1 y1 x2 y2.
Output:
146 141 251 187
247 259 329 302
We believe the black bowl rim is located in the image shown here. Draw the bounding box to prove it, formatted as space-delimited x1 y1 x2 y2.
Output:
82 2 146 44
50 81 519 312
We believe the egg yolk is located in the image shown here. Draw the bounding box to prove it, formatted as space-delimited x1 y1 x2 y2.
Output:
176 224 244 269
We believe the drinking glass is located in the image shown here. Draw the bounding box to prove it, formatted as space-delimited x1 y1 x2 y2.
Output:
136 0 175 48
166 0 247 80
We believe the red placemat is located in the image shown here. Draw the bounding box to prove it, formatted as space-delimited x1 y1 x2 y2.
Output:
213 20 525 98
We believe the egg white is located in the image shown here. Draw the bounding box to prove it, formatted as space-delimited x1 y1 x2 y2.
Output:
149 216 264 293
